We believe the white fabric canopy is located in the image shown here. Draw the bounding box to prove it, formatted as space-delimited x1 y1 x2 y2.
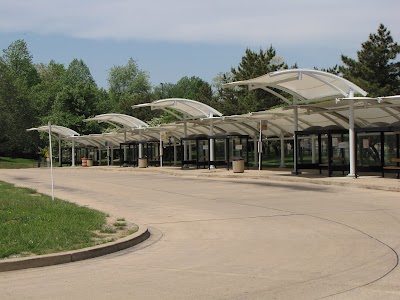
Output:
85 113 149 129
27 125 80 138
223 69 368 104
133 98 223 119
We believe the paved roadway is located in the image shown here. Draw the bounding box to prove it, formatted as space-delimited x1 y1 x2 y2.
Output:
0 167 399 299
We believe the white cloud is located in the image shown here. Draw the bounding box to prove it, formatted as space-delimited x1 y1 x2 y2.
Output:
0 0 399 46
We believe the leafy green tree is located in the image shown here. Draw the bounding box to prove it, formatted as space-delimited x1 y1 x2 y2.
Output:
0 40 40 157
211 72 242 116
170 76 213 105
216 46 289 115
31 60 66 118
2 39 40 87
108 58 153 120
340 24 400 96
153 82 175 99
47 59 100 134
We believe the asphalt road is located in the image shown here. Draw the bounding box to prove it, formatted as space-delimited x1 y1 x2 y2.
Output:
0 167 399 299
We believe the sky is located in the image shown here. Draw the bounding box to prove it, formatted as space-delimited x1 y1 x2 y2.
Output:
0 0 399 89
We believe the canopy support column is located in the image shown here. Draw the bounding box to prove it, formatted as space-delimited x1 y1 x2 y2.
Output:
107 144 110 167
139 131 143 159
280 132 285 168
111 144 114 165
173 138 177 166
209 116 215 169
347 90 356 178
123 131 127 166
58 134 62 167
71 138 76 167
253 137 258 166
292 105 299 174
183 121 188 167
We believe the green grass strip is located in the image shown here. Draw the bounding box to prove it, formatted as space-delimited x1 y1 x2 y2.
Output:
0 181 107 259
0 157 36 169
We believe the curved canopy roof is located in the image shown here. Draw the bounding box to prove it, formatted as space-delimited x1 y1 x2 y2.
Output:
133 98 222 119
223 69 368 104
71 95 400 145
27 125 80 138
85 113 149 129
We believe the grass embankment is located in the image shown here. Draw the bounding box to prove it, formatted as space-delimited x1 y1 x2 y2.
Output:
0 157 36 169
0 181 135 259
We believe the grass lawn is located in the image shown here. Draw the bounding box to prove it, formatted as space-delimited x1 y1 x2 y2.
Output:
0 181 132 259
0 157 36 169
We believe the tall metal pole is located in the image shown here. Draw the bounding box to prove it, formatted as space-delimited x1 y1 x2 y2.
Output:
183 121 188 167
293 105 299 174
209 116 215 169
173 138 177 166
123 130 127 166
139 130 143 159
280 131 285 168
348 90 356 178
71 138 75 167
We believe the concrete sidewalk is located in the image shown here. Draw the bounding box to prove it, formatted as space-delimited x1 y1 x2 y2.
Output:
98 165 400 193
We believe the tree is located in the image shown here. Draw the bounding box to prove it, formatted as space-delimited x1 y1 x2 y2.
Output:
108 58 152 120
340 24 400 97
2 39 40 87
0 40 41 157
31 60 66 118
170 76 213 105
47 59 100 135
216 46 289 115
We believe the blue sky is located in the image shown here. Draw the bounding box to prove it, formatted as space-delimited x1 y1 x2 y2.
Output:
0 0 399 89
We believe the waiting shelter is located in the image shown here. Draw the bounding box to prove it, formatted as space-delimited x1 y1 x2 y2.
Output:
133 98 223 168
295 125 349 176
209 132 250 170
180 134 209 168
85 113 150 166
355 121 400 177
27 125 81 167
223 69 369 176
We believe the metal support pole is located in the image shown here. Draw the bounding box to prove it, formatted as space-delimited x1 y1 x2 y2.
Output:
71 138 76 167
311 135 316 163
253 137 258 166
173 139 177 166
58 134 62 167
139 131 143 159
280 131 285 168
111 144 114 165
209 117 215 169
292 105 299 174
123 131 127 165
183 121 188 165
107 145 110 167
347 90 356 178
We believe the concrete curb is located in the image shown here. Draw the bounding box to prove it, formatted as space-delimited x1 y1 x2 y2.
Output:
0 226 150 273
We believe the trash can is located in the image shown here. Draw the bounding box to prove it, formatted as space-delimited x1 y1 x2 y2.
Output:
87 158 93 167
138 158 148 168
232 157 244 173
82 157 87 167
